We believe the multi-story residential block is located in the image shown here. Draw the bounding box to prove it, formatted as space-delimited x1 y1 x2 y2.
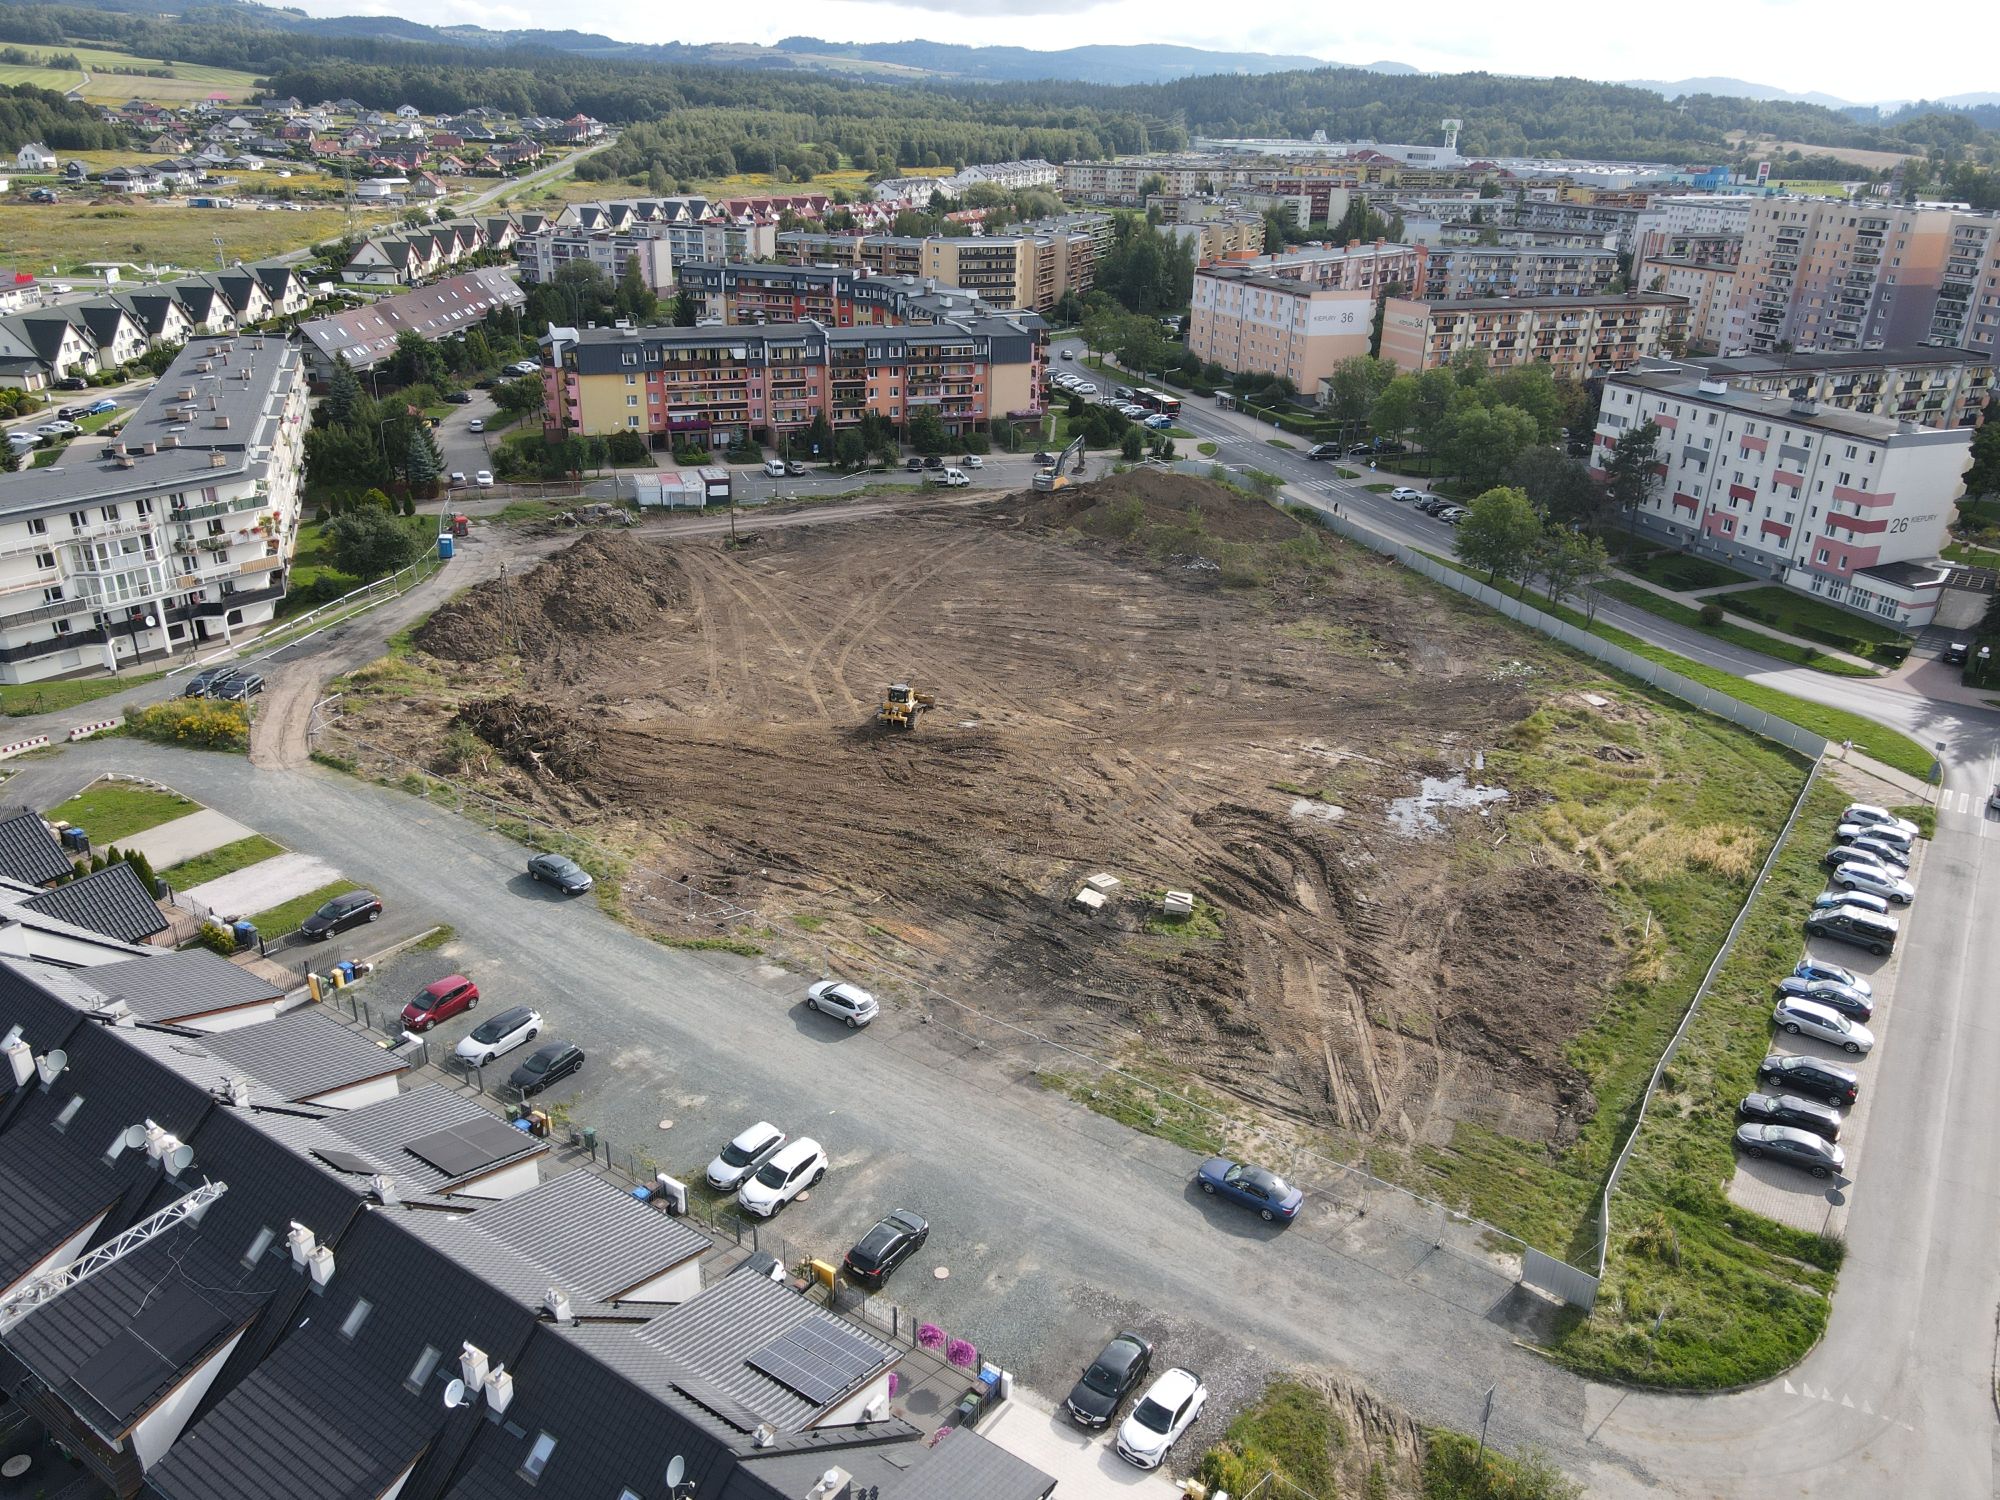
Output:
1379 292 1689 378
1189 242 1425 392
1676 346 1995 429
1594 363 1972 626
1161 215 1267 266
543 313 1048 447
1636 257 1736 352
1399 218 1617 251
948 158 1061 192
675 262 999 327
1062 156 1230 205
779 231 927 279
1629 194 1756 267
0 335 308 683
298 268 525 377
1422 244 1621 300
516 198 779 292
780 218 1107 313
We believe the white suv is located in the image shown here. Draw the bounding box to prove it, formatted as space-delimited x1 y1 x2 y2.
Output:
1842 804 1919 841
454 1005 542 1066
806 979 879 1028
737 1138 828 1217
1832 861 1913 906
1116 1368 1208 1469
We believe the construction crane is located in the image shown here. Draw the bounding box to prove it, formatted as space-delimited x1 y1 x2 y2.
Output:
0 1180 226 1329
1030 434 1088 492
876 682 936 731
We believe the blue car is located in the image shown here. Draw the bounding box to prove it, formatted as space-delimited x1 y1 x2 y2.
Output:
1195 1157 1302 1221
85 398 118 416
1792 957 1871 997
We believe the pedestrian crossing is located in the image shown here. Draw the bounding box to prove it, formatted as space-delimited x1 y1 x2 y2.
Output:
1934 784 2000 832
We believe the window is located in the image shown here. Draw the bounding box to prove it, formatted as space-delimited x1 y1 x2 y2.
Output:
520 1432 557 1483
405 1345 442 1392
27 517 47 535
53 620 70 635
100 505 119 523
42 586 63 604
69 512 87 531
33 551 54 570
626 395 638 407
242 1226 274 1268
339 1297 373 1341
52 1094 83 1132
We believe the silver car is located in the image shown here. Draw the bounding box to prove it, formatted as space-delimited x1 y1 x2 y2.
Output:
1835 820 1912 852
1811 888 1888 917
1832 861 1913 906
705 1121 788 1191
1841 804 1920 841
806 979 879 1027
1773 997 1875 1054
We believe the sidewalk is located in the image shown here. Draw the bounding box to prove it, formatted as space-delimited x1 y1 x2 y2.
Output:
980 1389 1188 1500
1603 570 1878 672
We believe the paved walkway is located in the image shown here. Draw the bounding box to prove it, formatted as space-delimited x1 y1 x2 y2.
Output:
121 807 256 868
978 1389 1187 1499
183 849 339 918
1603 571 1879 671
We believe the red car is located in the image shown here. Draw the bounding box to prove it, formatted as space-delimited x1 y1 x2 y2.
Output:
401 975 479 1032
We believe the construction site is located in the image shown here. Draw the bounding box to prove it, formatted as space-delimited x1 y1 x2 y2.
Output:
324 470 1791 1187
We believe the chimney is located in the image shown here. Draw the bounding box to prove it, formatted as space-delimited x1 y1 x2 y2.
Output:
806 1467 852 1500
542 1288 574 1325
460 1343 490 1391
2 1036 31 1089
116 454 135 469
207 394 218 409
143 441 157 455
213 414 230 429
164 434 180 447
208 450 227 467
288 1222 317 1267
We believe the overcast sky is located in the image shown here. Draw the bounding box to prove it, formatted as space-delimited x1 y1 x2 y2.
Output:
301 0 1983 104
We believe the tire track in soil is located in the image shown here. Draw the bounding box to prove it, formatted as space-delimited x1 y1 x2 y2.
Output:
814 530 982 718
692 546 840 722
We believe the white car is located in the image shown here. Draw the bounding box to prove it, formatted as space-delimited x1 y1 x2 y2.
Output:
475 470 494 487
468 417 484 433
454 1004 542 1066
1074 383 1098 396
1811 888 1888 917
1773 997 1875 1055
736 1137 827 1217
511 360 540 375
1832 861 1913 905
763 457 787 477
1060 348 1076 360
1842 804 1919 841
963 455 983 469
806 979 879 1028
1835 820 1912 853
1116 1368 1208 1469
706 1121 788 1191
1389 486 1423 502
449 470 466 485
36 420 78 438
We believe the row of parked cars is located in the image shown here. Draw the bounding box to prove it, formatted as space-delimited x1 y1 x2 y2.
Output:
1735 803 1922 1181
182 665 266 701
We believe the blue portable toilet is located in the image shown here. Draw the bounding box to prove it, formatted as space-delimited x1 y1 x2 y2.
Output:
437 533 455 561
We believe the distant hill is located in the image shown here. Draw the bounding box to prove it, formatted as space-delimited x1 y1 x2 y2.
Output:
1627 75 1859 109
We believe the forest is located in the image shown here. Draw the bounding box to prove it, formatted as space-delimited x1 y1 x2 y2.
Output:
0 82 133 151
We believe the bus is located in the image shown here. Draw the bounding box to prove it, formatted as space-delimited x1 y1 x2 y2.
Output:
1132 388 1182 417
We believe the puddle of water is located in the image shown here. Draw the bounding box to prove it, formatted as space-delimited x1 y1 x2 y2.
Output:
1385 773 1509 838
1289 798 1347 824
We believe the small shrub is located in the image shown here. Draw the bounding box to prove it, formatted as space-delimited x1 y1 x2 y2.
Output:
195 920 237 956
1698 602 1725 627
126 698 249 752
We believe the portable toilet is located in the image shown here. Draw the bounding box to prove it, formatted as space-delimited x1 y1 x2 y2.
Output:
437 533 455 561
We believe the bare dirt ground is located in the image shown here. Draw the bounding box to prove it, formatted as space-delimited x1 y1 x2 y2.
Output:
328 473 1617 1151
1724 133 1916 172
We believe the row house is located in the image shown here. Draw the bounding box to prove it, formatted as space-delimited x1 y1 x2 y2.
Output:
1594 365 1972 627
0 335 309 681
543 312 1048 448
299 267 526 378
341 219 495 287
1379 291 1690 378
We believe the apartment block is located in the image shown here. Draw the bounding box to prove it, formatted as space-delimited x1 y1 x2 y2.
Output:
1678 346 1995 429
1423 244 1621 300
1162 215 1267 266
675 262 1000 327
517 197 780 292
297 268 525 378
779 231 927 278
1380 292 1689 378
1594 365 1971 626
1637 257 1736 351
1188 241 1426 391
0 334 308 683
1061 156 1229 205
543 313 1048 447
1630 195 1752 270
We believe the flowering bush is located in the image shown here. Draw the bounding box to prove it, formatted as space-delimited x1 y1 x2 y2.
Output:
916 1323 945 1351
126 698 250 752
945 1338 978 1369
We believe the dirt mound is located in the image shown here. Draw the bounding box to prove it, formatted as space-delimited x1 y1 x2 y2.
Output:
418 534 685 663
1011 468 1310 546
455 695 600 783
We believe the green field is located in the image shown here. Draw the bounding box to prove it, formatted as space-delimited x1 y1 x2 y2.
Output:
1592 579 1876 677
161 834 285 890
1717 585 1912 661
0 203 355 276
0 670 161 718
45 781 195 842
0 44 262 103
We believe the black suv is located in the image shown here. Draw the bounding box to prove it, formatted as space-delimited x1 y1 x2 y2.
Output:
181 666 231 697
1755 1053 1859 1107
1804 906 1897 955
300 889 384 939
1065 1331 1153 1428
213 671 265 700
1307 443 1339 460
841 1210 930 1290
510 1040 584 1096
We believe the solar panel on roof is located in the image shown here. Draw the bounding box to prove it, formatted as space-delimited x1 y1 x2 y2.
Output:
404 1115 530 1178
746 1321 882 1406
69 1296 234 1419
311 1148 379 1175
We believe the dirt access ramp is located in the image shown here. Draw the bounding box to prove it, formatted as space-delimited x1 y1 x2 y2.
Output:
348 473 1616 1151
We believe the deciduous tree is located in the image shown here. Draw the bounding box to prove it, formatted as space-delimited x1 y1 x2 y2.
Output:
1455 486 1543 585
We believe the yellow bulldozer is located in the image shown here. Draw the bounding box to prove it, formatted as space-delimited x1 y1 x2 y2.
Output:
877 682 936 730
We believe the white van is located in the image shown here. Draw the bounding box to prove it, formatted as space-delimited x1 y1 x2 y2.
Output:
936 466 969 487
763 458 787 477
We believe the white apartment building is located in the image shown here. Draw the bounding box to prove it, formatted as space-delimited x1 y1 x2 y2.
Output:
1638 257 1736 351
0 335 308 683
1189 270 1374 393
1595 364 1972 626
1630 194 1754 265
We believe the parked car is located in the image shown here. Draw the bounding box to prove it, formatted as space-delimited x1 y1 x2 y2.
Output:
444 391 473 405
705 1121 788 1192
1145 415 1174 430
468 417 484 433
36 420 78 438
455 1005 541 1066
510 360 540 375
1065 1332 1154 1429
1116 1368 1207 1469
1756 1053 1859 1107
526 852 593 894
1389 486 1423 501
1773 997 1874 1054
1032 451 1055 465
474 378 498 390
509 1040 584 1096
300 889 383 939
1942 641 1969 666
1195 1156 1303 1221
52 375 88 390
181 666 231 697
1792 957 1870 996
1821 846 1905 879
1835 820 1913 853
449 470 466 485
475 470 493 487
401 974 479 1032
1811 888 1889 918
86 399 118 416
763 458 787 478
1113 387 1133 400
906 457 925 472
213 670 264 700
1844 833 1915 870
1438 506 1469 524
1737 1092 1843 1141
1075 383 1098 396
785 459 805 476
963 455 983 468
1841 804 1920 841
1831 861 1914 905
1773 976 1873 1021
736 1137 827 1217
1734 1122 1846 1179
842 1209 929 1289
1805 905 1898 956
923 455 944 470
805 979 879 1027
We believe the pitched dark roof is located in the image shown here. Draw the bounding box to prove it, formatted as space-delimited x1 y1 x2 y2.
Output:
731 1428 1056 1500
466 1169 709 1300
0 957 90 1053
21 863 168 945
0 808 73 886
0 1154 120 1302
390 1209 628 1320
318 1084 545 1195
81 950 283 1024
200 1010 408 1104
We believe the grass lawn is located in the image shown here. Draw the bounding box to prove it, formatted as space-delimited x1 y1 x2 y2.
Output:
46 781 197 842
161 834 285 890
0 671 163 718
245 879 357 939
1196 441 1217 457
1551 775 1851 1387
1942 540 2000 569
0 204 353 277
1265 437 1295 449
1620 549 1757 593
1593 580 1876 677
1717 586 1912 661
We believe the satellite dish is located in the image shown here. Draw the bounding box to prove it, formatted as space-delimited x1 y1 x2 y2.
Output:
166 1143 195 1173
37 1047 67 1083
123 1123 149 1149
665 1457 685 1488
443 1378 467 1410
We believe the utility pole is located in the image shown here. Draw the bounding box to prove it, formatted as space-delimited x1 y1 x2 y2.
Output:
1475 1384 1496 1466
